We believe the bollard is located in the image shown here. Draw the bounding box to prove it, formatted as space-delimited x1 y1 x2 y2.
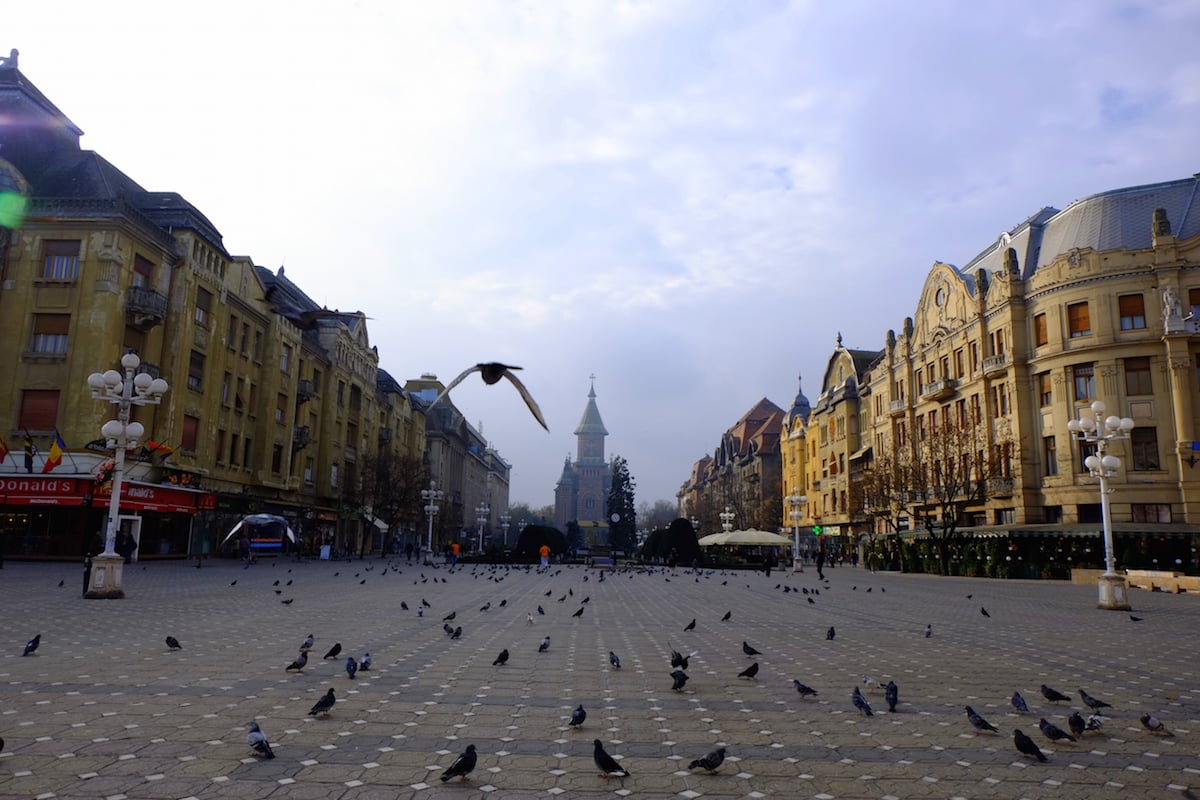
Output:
82 554 93 597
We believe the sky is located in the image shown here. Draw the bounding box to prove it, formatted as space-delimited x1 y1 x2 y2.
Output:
7 0 1200 510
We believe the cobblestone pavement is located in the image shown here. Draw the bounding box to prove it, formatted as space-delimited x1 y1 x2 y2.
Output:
0 557 1198 800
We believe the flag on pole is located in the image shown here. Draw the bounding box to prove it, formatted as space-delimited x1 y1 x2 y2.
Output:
42 430 66 473
0 432 8 464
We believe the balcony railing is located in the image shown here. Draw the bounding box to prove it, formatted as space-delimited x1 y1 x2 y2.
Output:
987 477 1014 497
292 426 311 451
296 379 315 402
125 286 167 330
889 399 908 416
982 355 1008 376
378 427 393 443
920 379 957 401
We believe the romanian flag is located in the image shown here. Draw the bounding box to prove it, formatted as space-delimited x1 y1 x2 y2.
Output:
23 432 35 473
0 432 8 463
146 440 175 462
42 430 66 473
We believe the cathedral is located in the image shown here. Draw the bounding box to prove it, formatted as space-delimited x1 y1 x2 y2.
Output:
554 381 611 540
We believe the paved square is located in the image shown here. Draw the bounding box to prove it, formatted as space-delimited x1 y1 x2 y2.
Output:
1 558 1197 799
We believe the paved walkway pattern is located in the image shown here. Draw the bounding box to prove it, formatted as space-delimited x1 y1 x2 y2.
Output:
0 558 1197 800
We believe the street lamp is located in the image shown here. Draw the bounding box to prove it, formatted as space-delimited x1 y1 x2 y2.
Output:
719 506 735 534
85 351 169 599
421 481 444 565
1066 400 1135 610
786 491 808 573
475 502 490 553
499 513 511 547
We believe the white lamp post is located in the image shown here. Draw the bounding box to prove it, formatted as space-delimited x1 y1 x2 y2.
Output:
499 513 511 547
476 502 490 553
421 481 443 565
786 491 808 573
85 352 169 599
719 506 735 534
1066 400 1135 610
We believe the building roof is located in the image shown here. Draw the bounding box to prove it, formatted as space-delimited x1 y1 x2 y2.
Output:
574 381 608 436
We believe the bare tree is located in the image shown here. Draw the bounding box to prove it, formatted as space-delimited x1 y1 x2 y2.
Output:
357 452 428 552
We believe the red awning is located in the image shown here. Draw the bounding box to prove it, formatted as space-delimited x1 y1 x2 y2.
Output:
0 476 212 514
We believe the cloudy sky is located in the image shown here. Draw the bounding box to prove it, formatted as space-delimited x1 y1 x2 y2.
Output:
8 1 1200 510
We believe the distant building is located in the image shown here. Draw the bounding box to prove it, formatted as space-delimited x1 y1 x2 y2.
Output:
554 381 611 543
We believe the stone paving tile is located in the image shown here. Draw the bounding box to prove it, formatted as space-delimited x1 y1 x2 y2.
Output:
1 559 1198 799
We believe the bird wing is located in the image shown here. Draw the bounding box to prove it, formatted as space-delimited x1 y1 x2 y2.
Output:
500 369 549 431
431 366 482 408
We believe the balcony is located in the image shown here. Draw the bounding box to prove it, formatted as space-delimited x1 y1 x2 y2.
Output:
296 379 315 402
987 477 1014 497
920 379 957 401
292 426 311 451
378 427 393 444
982 354 1008 376
889 399 908 417
125 286 167 330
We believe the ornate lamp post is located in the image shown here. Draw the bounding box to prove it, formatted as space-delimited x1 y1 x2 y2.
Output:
1066 400 1135 610
499 513 511 547
85 352 169 599
786 491 808 573
475 502 490 553
719 506 735 534
421 481 444 565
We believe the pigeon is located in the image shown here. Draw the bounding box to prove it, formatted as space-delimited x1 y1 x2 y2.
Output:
1085 713 1104 732
451 626 462 640
670 669 689 691
537 605 545 615
688 746 726 773
1129 614 1143 622
443 623 454 636
359 653 371 671
1067 711 1087 738
609 651 621 669
58 579 64 587
980 606 990 617
793 680 818 699
1079 688 1112 712
669 646 690 670
885 681 899 713
443 611 457 622
300 634 314 651
721 611 731 622
22 634 40 656
479 602 490 612
852 686 874 716
924 624 932 638
285 651 308 672
569 704 587 727
862 674 880 692
493 649 509 666
1039 717 1076 742
165 636 182 650
572 607 585 618
738 662 759 679
439 744 477 782
434 363 548 431
1140 714 1172 736
400 601 409 610
1014 728 1047 762
246 721 275 759
323 643 342 660
281 598 294 605
539 636 551 653
742 641 762 657
345 656 358 679
966 705 998 733
421 598 431 607
593 739 630 778
684 618 696 631
230 580 237 586
307 688 336 716
826 627 836 640
1040 685 1070 703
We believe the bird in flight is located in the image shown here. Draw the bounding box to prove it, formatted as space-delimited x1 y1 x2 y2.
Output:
433 363 548 431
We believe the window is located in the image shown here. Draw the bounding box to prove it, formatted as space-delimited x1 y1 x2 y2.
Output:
1038 372 1052 406
1131 503 1172 523
133 254 154 288
1034 313 1048 347
955 398 967 425
304 459 314 485
1044 506 1062 524
42 240 80 280
1131 428 1160 471
195 287 213 328
1067 302 1091 338
1077 440 1097 473
281 343 293 374
954 348 964 378
337 381 346 407
230 434 241 466
216 429 226 463
992 329 1006 357
276 393 287 424
991 383 1010 417
221 372 232 405
969 393 981 424
940 356 950 381
1043 435 1058 477
1118 294 1146 330
330 464 339 488
227 314 238 349
31 314 69 354
969 341 979 373
1125 356 1152 395
1072 364 1095 403
240 323 250 354
253 330 263 361
187 350 205 391
243 437 253 469
19 389 60 430
182 415 200 453
271 444 283 474
1191 289 1200 324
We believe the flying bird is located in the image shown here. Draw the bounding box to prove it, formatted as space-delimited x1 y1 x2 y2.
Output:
1011 691 1030 714
246 721 275 759
1140 714 1172 736
493 649 509 666
1014 729 1048 762
285 651 308 672
1078 688 1112 712
609 651 621 669
742 641 761 657
1040 685 1070 703
670 669 689 692
721 611 731 622
165 636 182 651
569 704 587 728
539 636 551 653
738 661 759 679
323 643 342 660
684 618 696 631
1039 717 1076 742
22 634 40 656
793 680 818 699
688 746 726 773
852 686 873 716
433 363 548 431
966 706 998 734
439 744 477 782
345 656 358 679
593 739 630 778
885 680 899 713
307 688 336 716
